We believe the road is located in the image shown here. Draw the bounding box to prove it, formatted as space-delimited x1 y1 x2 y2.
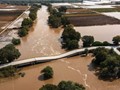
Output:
0 46 120 69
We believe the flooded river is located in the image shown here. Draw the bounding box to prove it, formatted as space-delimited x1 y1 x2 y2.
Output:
17 6 64 60
0 5 120 90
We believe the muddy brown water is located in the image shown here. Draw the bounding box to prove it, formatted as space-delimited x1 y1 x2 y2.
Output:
17 6 65 60
0 5 120 90
0 55 119 90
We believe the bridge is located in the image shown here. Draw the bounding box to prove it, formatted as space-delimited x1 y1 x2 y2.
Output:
0 46 120 69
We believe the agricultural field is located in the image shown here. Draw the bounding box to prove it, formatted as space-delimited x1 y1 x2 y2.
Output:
65 8 120 26
0 4 28 32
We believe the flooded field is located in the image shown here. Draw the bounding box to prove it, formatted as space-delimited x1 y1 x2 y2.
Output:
75 25 120 43
0 55 120 90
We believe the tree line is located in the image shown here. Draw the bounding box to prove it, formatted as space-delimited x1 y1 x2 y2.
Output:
18 4 41 37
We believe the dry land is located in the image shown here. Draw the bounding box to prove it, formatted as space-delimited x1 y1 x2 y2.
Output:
66 8 120 26
0 4 28 32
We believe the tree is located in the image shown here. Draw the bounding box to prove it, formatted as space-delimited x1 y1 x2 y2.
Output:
0 44 21 64
92 48 120 79
0 66 18 78
102 41 111 46
39 81 85 90
84 48 89 56
12 38 21 45
100 56 120 78
29 12 37 21
58 81 85 90
40 84 58 90
41 66 53 79
67 40 79 50
92 41 103 46
93 47 108 65
21 18 33 27
18 27 28 37
61 16 70 27
58 6 67 13
82 35 94 47
61 25 81 50
112 35 120 45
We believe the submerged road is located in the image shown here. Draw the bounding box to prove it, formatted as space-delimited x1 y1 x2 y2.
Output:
0 46 120 69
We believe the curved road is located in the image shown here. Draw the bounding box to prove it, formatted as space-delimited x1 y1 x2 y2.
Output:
0 46 120 69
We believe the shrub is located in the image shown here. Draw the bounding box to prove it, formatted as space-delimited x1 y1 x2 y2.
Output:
41 66 53 79
12 38 21 45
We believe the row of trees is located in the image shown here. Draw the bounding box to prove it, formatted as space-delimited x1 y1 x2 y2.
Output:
82 35 120 47
18 4 41 37
92 47 120 79
40 81 85 90
48 5 70 28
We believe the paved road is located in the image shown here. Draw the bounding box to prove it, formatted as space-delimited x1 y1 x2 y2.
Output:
0 46 120 69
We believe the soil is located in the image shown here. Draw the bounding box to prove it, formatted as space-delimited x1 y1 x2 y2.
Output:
67 15 120 26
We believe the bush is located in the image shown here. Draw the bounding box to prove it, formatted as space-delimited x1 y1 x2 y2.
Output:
18 27 28 37
92 41 103 46
82 35 94 47
112 35 120 45
41 66 53 79
0 66 18 78
29 12 37 21
21 18 33 27
12 38 21 45
58 6 67 13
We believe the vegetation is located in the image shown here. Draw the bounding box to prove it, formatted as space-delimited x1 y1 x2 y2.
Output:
92 41 111 46
92 47 120 79
47 4 69 28
0 44 21 64
21 18 33 27
12 38 21 45
48 15 62 28
61 16 70 27
39 81 85 90
82 35 94 47
18 27 29 37
83 48 89 56
112 35 120 45
0 66 18 78
61 25 81 50
18 5 41 37
58 6 67 13
41 66 53 79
